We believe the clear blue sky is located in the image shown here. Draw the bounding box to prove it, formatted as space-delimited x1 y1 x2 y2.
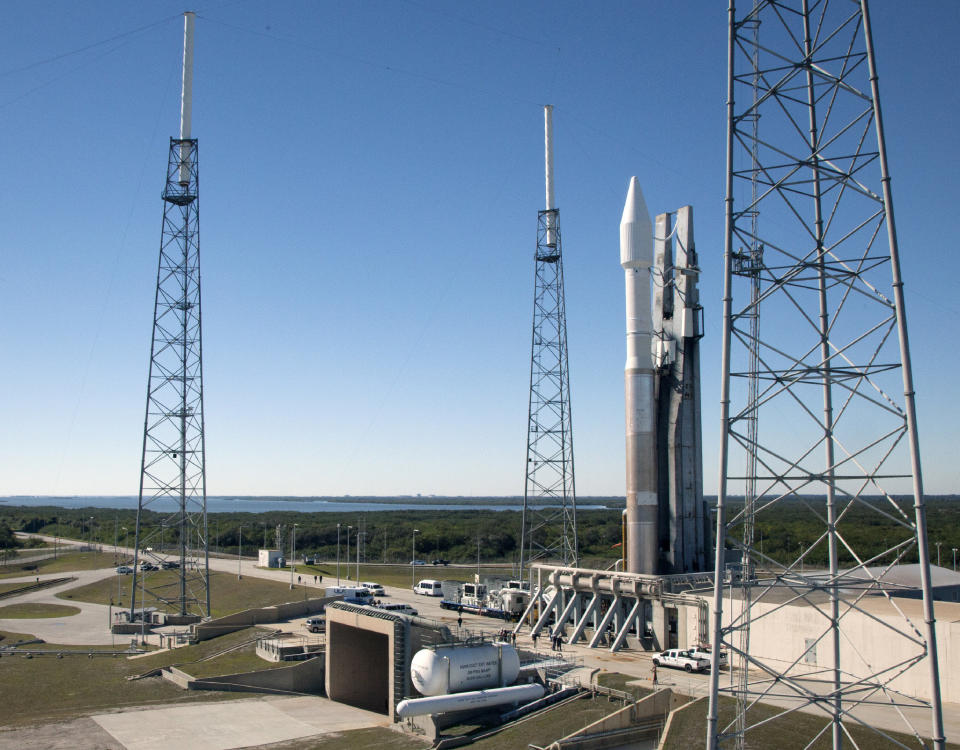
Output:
1 1 958 497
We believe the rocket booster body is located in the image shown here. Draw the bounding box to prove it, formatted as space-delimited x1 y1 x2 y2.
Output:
620 177 657 575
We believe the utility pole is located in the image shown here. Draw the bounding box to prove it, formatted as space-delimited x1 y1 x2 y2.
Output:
237 524 242 579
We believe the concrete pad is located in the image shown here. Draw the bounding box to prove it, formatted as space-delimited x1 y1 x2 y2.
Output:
92 695 389 750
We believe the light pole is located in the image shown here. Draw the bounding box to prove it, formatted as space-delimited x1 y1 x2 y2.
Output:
262 522 267 549
89 517 95 548
337 523 341 585
477 533 482 576
238 524 243 579
953 548 958 572
118 526 126 605
290 523 298 589
346 526 352 585
411 529 420 588
936 541 942 567
356 529 361 582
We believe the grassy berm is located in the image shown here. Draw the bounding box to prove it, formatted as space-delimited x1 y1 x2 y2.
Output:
0 627 278 727
0 550 119 580
662 695 959 750
57 569 317 618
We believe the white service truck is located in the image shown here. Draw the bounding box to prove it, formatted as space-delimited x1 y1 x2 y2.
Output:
652 649 711 673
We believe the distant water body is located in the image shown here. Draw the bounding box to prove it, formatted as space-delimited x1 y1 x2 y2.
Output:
0 496 612 514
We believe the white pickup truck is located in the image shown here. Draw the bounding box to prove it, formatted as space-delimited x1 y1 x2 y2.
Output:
653 648 711 673
688 645 728 669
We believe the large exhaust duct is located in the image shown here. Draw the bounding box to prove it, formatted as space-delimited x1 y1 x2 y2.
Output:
620 177 657 574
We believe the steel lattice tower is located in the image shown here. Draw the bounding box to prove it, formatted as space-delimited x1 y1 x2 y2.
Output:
707 2 945 748
131 13 210 620
520 106 578 573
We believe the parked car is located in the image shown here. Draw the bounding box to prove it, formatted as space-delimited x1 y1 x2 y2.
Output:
160 560 180 570
410 559 427 566
688 645 728 669
652 649 710 673
360 581 385 596
414 579 444 596
116 565 133 574
305 616 325 633
432 559 450 566
139 562 158 572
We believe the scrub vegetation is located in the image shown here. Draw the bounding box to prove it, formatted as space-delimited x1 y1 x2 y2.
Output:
3 496 958 571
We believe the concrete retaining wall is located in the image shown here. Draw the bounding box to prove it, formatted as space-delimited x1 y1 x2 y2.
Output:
193 596 339 642
163 656 324 694
686 595 960 703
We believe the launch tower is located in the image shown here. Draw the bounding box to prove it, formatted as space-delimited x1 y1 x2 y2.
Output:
707 2 944 748
520 105 578 572
131 12 210 620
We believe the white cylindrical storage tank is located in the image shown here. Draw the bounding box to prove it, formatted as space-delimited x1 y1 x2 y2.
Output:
410 643 520 696
396 683 545 719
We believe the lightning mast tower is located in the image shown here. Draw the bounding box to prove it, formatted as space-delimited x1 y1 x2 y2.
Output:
520 106 578 573
131 11 210 620
707 2 944 748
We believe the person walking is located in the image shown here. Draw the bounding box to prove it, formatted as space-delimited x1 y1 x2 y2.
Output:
556 632 563 653
652 663 658 687
457 612 463 628
531 631 539 649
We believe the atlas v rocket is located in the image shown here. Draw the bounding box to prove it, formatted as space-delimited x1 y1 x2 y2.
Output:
620 179 708 576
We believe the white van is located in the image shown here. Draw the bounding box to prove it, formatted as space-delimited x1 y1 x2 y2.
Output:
414 579 444 596
305 616 325 633
377 602 418 616
360 581 385 596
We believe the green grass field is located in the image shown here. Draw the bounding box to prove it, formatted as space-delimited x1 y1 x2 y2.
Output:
0 627 265 727
0 551 119 580
57 570 317 618
467 692 623 748
0 603 81 618
661 695 959 750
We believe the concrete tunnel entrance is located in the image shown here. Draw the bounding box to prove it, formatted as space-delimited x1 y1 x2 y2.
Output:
327 621 389 713
325 602 455 721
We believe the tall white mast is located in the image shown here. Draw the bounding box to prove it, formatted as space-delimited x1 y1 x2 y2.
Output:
179 11 195 185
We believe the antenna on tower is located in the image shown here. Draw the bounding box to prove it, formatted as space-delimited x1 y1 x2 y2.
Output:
544 105 556 247
178 11 195 185
520 105 578 576
131 10 210 623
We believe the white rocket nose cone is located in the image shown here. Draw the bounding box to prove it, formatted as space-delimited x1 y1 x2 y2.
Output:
620 176 653 269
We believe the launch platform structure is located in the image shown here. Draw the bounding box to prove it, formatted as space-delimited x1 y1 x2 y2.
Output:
520 105 578 573
707 2 944 748
131 12 210 620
